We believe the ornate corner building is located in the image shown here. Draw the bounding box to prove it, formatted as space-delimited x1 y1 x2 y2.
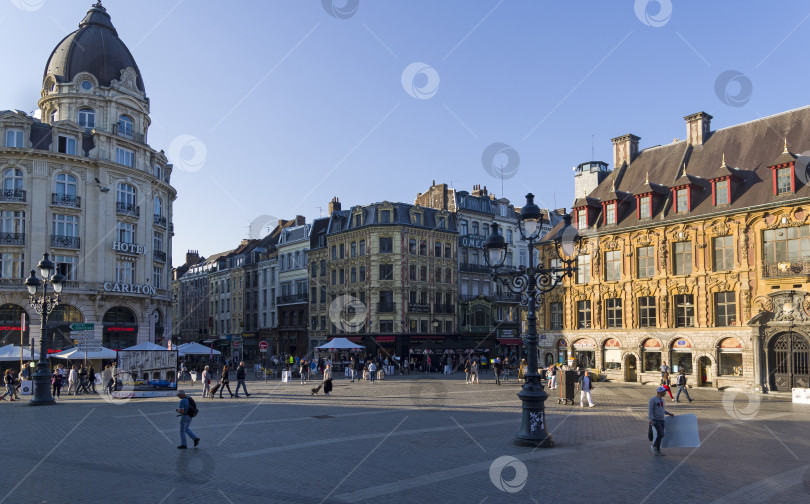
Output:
0 3 175 350
538 107 810 392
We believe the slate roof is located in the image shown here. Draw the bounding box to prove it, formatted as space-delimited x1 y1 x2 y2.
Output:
544 105 810 240
325 202 457 235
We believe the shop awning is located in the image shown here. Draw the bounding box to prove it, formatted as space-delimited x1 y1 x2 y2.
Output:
497 338 522 345
375 336 395 342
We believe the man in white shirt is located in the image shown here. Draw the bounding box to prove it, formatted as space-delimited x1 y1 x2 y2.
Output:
67 365 78 395
368 361 377 383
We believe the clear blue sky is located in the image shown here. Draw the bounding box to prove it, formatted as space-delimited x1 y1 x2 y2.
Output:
2 0 809 265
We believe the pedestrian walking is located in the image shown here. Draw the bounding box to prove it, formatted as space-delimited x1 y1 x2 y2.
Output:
464 359 471 384
201 366 211 399
67 365 78 395
660 361 669 379
471 359 479 384
493 357 502 385
649 386 675 456
313 363 333 395
548 364 557 389
660 373 674 401
518 359 526 384
174 390 200 449
675 369 693 403
369 361 376 384
503 357 510 382
51 368 63 399
578 370 595 407
110 362 118 393
88 366 97 393
1 369 15 401
219 365 234 398
349 357 356 382
300 359 308 384
234 361 250 397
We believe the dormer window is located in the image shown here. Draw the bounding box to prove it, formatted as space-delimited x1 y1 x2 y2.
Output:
715 180 730 205
380 209 391 223
78 108 95 128
5 129 23 148
50 110 58 123
605 202 617 225
675 188 689 213
57 135 76 155
354 214 362 227
576 208 587 230
639 196 651 219
776 167 792 194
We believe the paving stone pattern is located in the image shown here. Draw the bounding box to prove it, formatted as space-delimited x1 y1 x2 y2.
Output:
1 373 808 503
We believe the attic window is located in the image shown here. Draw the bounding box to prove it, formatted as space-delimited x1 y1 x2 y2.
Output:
776 167 792 194
380 210 391 224
576 208 587 230
715 180 729 205
675 188 689 213
605 203 616 225
639 196 651 219
57 135 76 155
354 214 362 227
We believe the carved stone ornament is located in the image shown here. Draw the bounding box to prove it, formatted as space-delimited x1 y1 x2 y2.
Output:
771 291 810 323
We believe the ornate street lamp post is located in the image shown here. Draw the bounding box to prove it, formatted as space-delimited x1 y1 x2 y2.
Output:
24 253 64 406
483 193 580 447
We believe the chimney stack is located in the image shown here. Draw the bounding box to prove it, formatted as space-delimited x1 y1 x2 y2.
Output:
684 111 712 146
295 215 306 226
185 250 200 266
611 134 640 168
328 196 341 216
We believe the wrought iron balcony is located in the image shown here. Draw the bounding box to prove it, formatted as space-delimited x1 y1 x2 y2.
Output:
277 293 309 305
763 259 810 278
154 250 167 262
377 302 395 313
113 123 146 143
408 303 431 313
51 235 80 249
154 215 167 227
0 189 25 202
116 201 140 217
460 263 490 274
0 232 24 245
51 193 81 208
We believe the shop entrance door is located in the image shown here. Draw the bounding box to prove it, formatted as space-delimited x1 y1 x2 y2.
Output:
697 356 711 387
769 332 810 391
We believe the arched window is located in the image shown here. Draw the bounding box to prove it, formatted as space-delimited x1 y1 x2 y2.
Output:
154 196 163 217
55 173 77 196
117 183 136 205
49 109 58 123
78 108 95 128
2 168 23 190
118 115 133 137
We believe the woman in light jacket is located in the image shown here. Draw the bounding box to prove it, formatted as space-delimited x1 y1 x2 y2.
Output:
323 363 333 396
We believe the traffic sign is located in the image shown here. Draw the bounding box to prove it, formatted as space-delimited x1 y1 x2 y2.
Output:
232 341 241 348
259 341 268 351
77 347 103 352
70 323 94 331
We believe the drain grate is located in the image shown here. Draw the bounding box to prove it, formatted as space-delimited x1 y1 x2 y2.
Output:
312 415 335 419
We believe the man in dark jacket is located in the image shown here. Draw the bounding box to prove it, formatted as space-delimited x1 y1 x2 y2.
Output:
234 361 250 397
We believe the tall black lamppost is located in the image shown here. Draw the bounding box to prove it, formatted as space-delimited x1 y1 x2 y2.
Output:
24 253 64 406
483 193 580 447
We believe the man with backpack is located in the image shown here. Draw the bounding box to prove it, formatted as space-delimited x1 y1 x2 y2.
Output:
175 390 200 449
675 369 693 403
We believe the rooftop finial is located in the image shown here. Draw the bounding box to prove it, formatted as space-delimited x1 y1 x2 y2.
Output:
721 153 726 168
645 171 649 184
784 137 789 154
682 163 687 177
611 179 616 192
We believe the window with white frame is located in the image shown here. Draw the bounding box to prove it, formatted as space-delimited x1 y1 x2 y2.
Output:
116 260 135 284
52 214 79 237
54 255 77 280
57 135 76 155
118 115 133 136
154 165 163 179
0 252 24 278
116 147 134 167
117 222 135 243
4 129 23 148
117 183 136 205
153 266 163 289
55 173 77 196
154 196 162 217
78 108 95 128
153 231 163 252
2 168 22 190
0 211 24 234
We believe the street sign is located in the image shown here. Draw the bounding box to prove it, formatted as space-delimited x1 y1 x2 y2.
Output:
70 323 94 331
77 347 103 352
259 341 268 351
232 341 241 348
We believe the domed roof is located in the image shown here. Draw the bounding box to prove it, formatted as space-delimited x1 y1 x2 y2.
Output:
44 2 144 92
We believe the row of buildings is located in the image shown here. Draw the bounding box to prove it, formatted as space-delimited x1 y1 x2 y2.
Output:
171 188 565 361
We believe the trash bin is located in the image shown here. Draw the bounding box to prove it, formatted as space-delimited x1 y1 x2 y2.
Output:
556 370 577 405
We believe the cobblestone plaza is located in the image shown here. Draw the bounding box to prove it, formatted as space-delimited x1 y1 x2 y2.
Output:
1 375 808 503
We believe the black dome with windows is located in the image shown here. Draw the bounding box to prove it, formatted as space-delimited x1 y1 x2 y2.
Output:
43 2 145 92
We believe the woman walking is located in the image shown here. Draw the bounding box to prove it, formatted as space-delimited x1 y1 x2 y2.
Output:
219 365 234 398
313 363 333 395
464 359 471 384
518 359 527 384
661 372 674 401
201 366 211 399
1 369 15 401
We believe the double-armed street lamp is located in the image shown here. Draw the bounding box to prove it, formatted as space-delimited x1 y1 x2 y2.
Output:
483 193 581 447
24 253 64 405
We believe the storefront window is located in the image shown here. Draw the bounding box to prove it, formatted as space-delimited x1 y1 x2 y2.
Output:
719 337 743 376
642 338 662 372
573 338 595 368
671 351 693 374
603 338 621 370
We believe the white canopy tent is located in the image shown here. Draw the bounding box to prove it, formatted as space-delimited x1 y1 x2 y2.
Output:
315 338 364 350
121 342 169 351
0 344 36 361
51 346 117 360
177 342 221 356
